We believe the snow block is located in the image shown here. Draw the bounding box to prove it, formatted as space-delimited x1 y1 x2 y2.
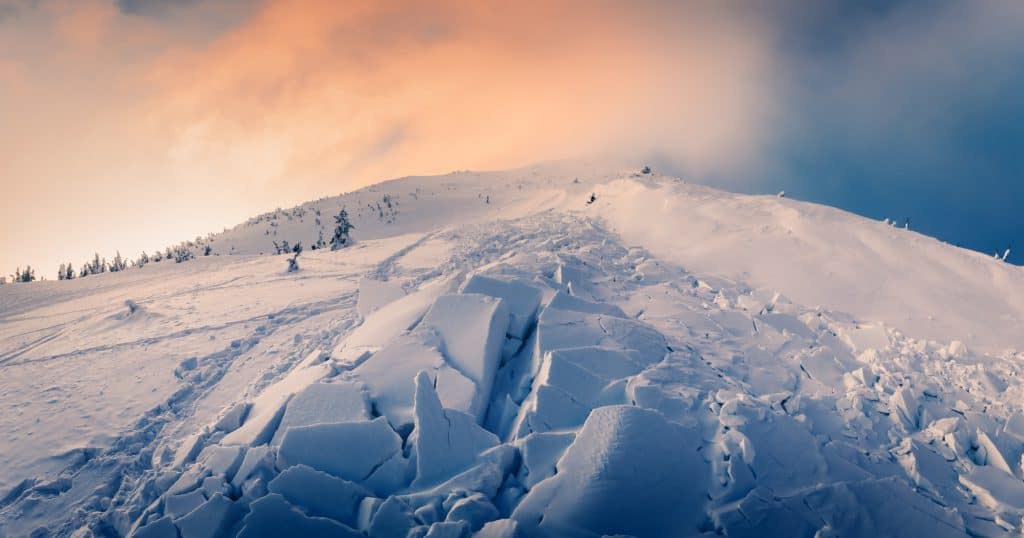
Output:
358 277 407 318
512 406 708 537
419 294 510 422
174 493 244 538
214 402 251 433
268 464 371 528
515 432 575 489
425 521 469 538
222 359 334 446
445 493 499 532
462 275 542 340
238 493 361 538
164 489 206 520
714 478 965 537
368 496 418 538
512 384 590 437
412 372 500 487
473 519 521 538
546 291 625 318
545 346 644 383
336 277 451 355
230 445 274 489
196 445 245 483
277 417 403 494
402 445 518 512
270 381 370 445
353 333 477 428
534 303 666 373
132 516 178 538
959 465 1024 517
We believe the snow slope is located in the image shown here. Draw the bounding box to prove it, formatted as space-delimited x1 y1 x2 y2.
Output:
1 162 1022 537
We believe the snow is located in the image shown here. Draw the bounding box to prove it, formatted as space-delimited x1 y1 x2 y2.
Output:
276 418 404 493
461 275 542 340
418 293 510 421
237 493 360 538
266 465 370 528
3 162 1024 537
411 371 500 487
351 333 477 428
269 381 370 445
512 405 709 537
174 493 245 538
357 277 407 319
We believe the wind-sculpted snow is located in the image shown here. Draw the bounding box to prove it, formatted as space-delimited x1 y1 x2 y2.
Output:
2 165 1024 536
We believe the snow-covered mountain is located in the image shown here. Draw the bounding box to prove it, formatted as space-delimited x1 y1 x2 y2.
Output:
1 163 1022 537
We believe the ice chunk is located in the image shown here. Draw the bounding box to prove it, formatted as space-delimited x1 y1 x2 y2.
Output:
553 263 593 296
473 519 521 538
214 402 251 433
362 450 412 496
445 493 498 532
714 478 965 537
403 445 518 511
511 384 590 436
357 277 407 318
172 432 206 469
222 359 333 446
132 516 178 538
368 496 418 538
425 521 469 537
277 417 403 494
512 406 708 537
267 464 371 528
270 382 370 445
534 350 607 405
164 489 206 520
1005 413 1024 441
419 294 510 421
515 432 575 489
174 493 244 538
546 291 625 318
200 475 229 499
534 304 666 369
238 493 361 538
196 445 245 482
959 465 1024 516
545 346 644 382
462 275 542 339
230 445 274 489
412 372 500 487
337 277 450 354
352 333 477 428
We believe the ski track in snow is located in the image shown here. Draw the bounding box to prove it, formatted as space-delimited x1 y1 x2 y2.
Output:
1 165 1023 537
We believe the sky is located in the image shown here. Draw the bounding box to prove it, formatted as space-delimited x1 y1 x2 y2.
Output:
1 0 1022 279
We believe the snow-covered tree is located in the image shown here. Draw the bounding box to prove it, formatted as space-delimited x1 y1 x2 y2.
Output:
172 245 193 263
109 251 127 272
287 242 302 273
15 266 35 282
58 263 66 280
65 263 75 280
331 208 355 250
203 244 212 256
314 228 326 250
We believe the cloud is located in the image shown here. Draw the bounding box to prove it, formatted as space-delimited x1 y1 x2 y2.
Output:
116 0 199 16
140 0 783 193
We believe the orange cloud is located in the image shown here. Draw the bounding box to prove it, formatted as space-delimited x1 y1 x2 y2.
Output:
143 0 782 195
